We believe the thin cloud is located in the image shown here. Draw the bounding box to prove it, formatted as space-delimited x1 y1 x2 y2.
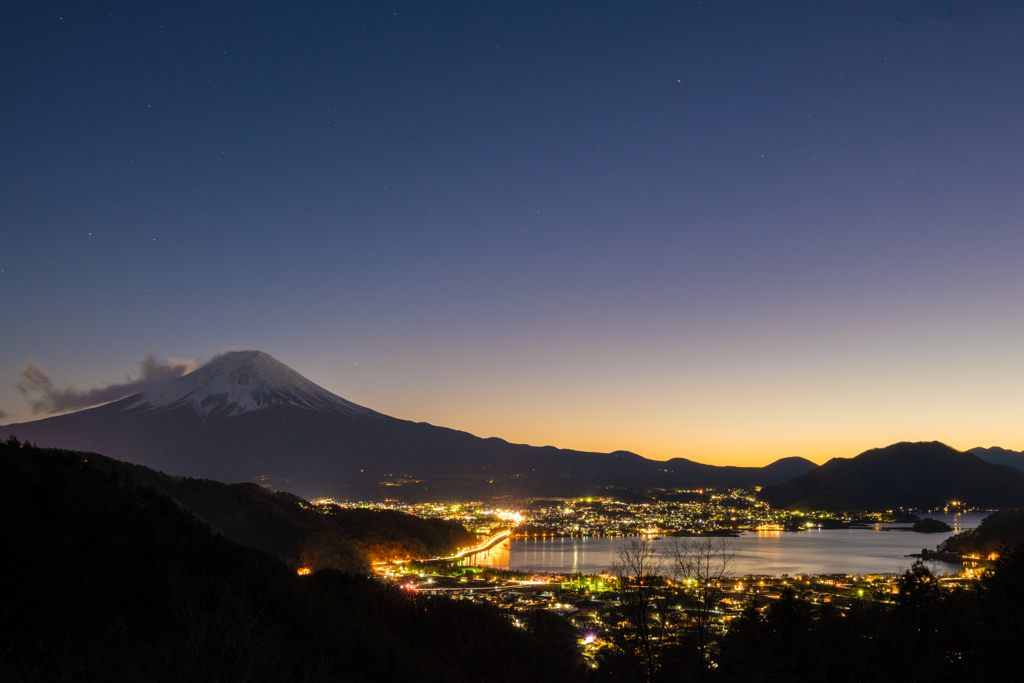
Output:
16 353 200 415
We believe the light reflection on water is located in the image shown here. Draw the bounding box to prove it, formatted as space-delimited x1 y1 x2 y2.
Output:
461 512 988 577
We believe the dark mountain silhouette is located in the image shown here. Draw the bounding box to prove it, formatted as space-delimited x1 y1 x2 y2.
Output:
759 441 1024 511
970 446 1024 474
1 350 816 499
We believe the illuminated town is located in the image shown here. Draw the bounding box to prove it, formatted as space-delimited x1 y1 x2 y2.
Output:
303 489 991 666
373 562 975 665
312 489 974 538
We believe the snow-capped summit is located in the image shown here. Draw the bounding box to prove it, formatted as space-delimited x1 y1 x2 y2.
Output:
124 350 379 418
0 348 823 500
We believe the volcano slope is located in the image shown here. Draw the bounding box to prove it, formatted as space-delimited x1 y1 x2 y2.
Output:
2 350 816 499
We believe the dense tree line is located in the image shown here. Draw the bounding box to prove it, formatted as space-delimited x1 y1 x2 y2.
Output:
711 549 1024 682
0 438 592 682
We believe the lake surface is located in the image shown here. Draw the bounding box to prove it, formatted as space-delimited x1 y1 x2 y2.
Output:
464 512 987 577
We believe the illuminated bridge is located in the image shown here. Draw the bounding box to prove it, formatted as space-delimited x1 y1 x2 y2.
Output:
440 528 512 561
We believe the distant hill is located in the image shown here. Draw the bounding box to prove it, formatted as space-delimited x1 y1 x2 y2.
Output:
1 350 817 499
78 446 476 567
970 446 1024 474
759 441 1024 511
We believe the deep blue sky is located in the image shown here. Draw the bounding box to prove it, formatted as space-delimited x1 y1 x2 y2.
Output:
3 1 1023 463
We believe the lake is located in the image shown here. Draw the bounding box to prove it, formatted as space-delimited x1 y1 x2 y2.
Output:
463 512 987 577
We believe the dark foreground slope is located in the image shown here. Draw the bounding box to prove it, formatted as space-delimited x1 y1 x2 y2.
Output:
0 438 591 683
759 441 1024 511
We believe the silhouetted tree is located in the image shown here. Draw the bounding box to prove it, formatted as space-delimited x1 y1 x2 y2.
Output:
668 536 734 683
607 538 671 683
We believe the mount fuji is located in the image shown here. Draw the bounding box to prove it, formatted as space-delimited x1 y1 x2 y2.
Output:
2 351 816 499
121 350 380 419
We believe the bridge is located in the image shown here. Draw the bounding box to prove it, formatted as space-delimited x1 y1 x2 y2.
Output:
439 528 512 561
368 527 514 574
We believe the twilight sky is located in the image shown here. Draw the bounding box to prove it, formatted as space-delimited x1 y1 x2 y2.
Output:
2 1 1023 465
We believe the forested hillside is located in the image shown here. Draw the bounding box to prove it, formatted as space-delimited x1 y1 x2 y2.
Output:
0 437 590 683
80 449 477 568
939 507 1024 557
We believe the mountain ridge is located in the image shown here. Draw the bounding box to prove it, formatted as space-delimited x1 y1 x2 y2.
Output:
1 351 817 499
759 441 1024 511
969 446 1024 474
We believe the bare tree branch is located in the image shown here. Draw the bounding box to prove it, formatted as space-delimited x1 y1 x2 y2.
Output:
668 537 735 683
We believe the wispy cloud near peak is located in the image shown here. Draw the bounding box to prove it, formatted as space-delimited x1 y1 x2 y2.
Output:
16 354 200 415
